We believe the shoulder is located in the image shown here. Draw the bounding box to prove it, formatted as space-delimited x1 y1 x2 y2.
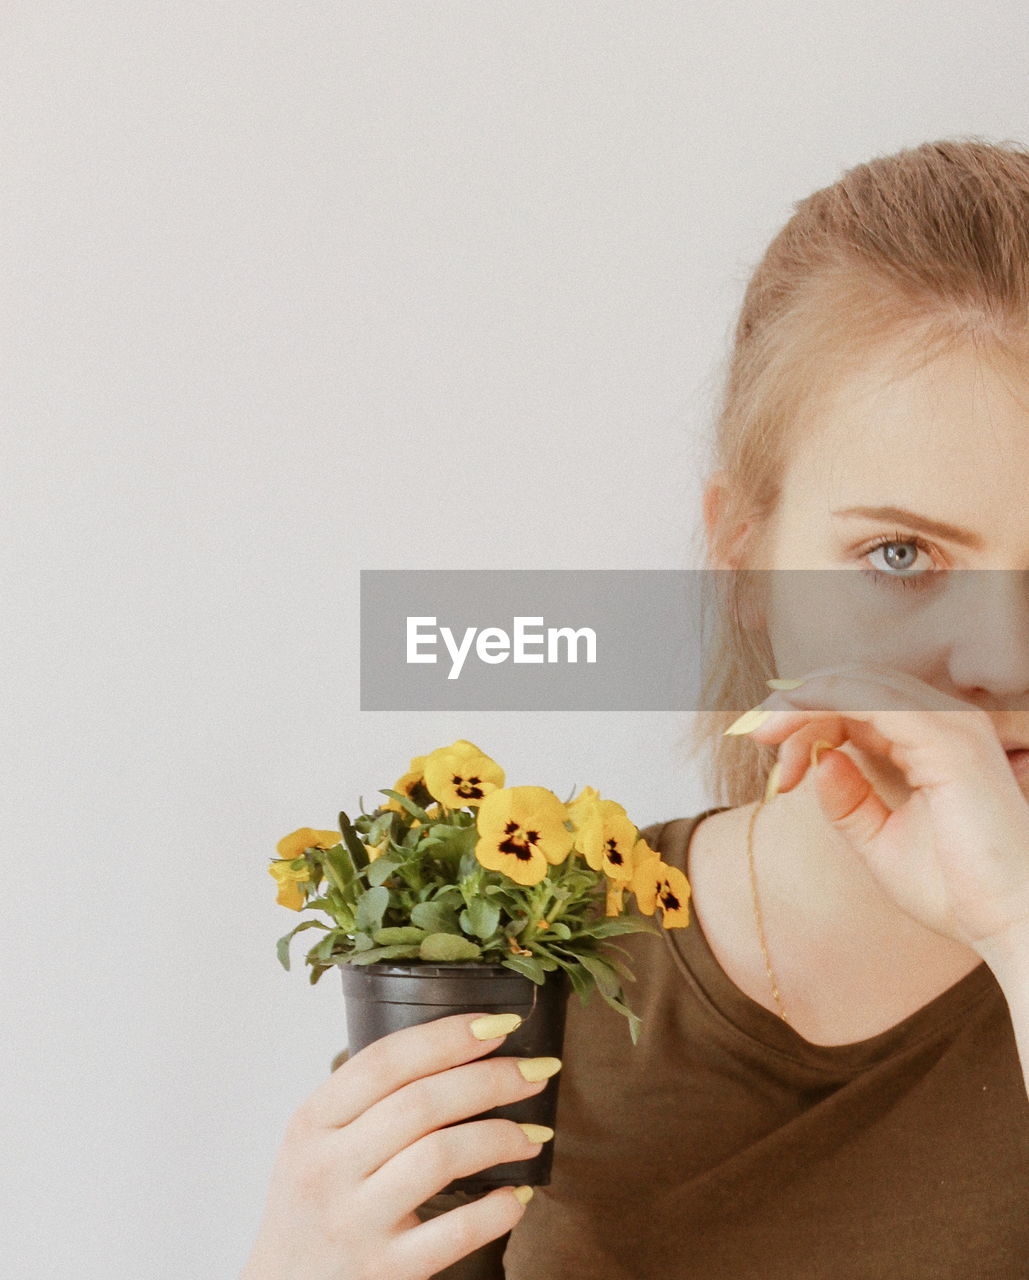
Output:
636 806 737 873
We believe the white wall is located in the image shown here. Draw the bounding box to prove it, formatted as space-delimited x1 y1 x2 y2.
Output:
3 3 1027 1275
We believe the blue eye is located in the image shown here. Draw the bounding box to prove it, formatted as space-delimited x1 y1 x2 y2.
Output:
860 534 941 592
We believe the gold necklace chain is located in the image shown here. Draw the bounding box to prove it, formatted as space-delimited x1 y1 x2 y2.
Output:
745 798 790 1025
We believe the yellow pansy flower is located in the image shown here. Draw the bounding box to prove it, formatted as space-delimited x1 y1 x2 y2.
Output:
364 835 391 863
381 754 429 814
268 859 312 911
605 879 627 917
632 836 660 870
275 828 342 859
270 828 340 910
423 739 505 809
475 786 574 887
567 786 604 866
568 789 637 881
597 801 638 882
631 842 691 929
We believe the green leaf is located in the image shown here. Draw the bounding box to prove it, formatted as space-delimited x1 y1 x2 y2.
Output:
598 953 637 985
320 844 357 897
366 812 396 844
309 933 342 962
560 959 593 1000
465 896 501 941
322 897 356 932
366 855 403 888
275 919 329 971
373 926 426 945
547 921 572 939
339 811 370 871
377 789 430 823
572 952 621 998
410 901 460 934
347 944 424 965
500 954 547 984
585 916 663 938
354 885 390 933
592 984 642 1044
419 933 482 962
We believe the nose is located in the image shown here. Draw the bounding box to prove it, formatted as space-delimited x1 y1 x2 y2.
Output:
945 570 1029 701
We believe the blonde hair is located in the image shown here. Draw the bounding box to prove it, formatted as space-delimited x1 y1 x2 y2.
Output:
682 136 1029 808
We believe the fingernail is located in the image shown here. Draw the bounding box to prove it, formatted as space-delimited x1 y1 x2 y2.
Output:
516 1057 563 1082
512 1185 534 1205
766 677 806 689
517 1123 555 1143
763 760 782 804
810 739 833 769
470 1013 524 1041
723 706 774 736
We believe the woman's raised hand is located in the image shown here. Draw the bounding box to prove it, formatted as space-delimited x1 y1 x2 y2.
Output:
739 661 1029 963
240 1012 558 1280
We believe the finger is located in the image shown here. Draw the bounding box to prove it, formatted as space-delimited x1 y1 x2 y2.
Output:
771 720 848 793
368 1115 547 1223
342 1052 551 1181
810 742 891 842
771 662 974 712
391 1183 530 1280
297 1012 524 1131
748 682 993 789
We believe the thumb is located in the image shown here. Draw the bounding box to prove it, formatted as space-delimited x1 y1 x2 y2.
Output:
812 744 891 853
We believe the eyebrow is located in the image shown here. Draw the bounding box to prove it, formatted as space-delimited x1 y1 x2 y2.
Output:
831 505 986 550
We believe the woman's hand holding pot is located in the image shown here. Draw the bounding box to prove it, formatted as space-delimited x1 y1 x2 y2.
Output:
240 1011 559 1280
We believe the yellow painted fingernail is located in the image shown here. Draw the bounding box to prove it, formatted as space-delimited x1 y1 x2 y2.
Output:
470 1013 523 1041
517 1057 562 1082
517 1123 554 1143
766 677 806 689
512 1185 534 1205
810 739 833 769
763 760 783 803
723 706 774 736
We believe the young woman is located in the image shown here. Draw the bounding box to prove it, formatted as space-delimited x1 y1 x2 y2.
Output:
241 138 1029 1279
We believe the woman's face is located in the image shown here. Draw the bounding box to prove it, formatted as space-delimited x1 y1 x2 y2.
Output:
748 335 1029 797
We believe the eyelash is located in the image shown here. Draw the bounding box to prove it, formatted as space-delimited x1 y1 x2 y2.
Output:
859 532 943 592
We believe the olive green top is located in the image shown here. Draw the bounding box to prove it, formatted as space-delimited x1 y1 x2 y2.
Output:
500 808 1029 1279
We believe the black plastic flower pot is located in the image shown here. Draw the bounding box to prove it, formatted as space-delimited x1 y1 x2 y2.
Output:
340 960 571 1195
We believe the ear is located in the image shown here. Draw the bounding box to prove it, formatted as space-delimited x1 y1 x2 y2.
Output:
702 470 766 631
702 470 752 571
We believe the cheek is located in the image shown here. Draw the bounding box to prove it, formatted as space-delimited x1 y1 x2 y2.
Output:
762 573 867 673
763 573 940 677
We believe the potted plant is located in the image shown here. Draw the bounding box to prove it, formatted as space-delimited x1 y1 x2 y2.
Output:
268 738 692 1199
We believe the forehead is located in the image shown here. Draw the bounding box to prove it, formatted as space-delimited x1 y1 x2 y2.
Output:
786 337 1029 520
